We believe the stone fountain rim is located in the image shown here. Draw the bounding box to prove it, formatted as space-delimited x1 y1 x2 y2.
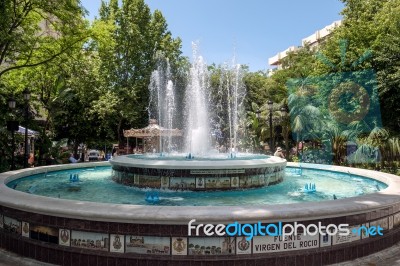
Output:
109 154 286 169
1 161 399 225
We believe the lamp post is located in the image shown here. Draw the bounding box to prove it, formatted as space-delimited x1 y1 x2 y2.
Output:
267 100 274 154
255 109 261 152
280 106 289 160
8 97 17 170
23 88 30 168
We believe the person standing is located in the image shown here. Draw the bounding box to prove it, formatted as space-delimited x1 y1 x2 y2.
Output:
274 147 285 158
69 153 79 163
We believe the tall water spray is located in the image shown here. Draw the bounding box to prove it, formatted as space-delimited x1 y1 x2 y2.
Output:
213 61 246 153
231 63 245 152
148 46 245 155
184 44 211 154
148 59 177 153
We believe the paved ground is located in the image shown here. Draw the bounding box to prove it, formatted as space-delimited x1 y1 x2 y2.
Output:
0 248 54 266
1 244 400 266
330 242 400 266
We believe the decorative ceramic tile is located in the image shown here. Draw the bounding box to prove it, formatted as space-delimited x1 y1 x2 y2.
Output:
236 236 251 254
320 231 332 247
239 176 252 188
253 234 319 253
138 176 161 188
3 216 20 234
196 177 205 189
258 175 266 185
59 229 71 246
361 223 370 239
231 176 239 188
110 234 124 253
21 221 29 237
188 237 235 255
332 225 360 245
125 236 170 255
370 217 389 230
71 230 109 251
251 176 260 186
0 214 4 229
171 237 187 255
170 177 195 190
389 215 394 230
393 213 400 228
30 225 59 244
160 176 170 188
205 177 231 189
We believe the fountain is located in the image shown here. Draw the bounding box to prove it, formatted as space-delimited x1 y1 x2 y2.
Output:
1 48 400 265
110 45 286 191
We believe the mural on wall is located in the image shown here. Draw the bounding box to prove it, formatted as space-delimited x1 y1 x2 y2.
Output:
332 225 361 245
59 229 71 246
71 231 109 251
171 237 187 255
251 175 260 186
170 177 195 190
3 216 21 234
370 218 389 231
188 237 235 255
125 236 170 255
239 176 252 188
110 234 124 253
138 176 161 188
30 225 59 244
205 177 231 189
21 221 29 237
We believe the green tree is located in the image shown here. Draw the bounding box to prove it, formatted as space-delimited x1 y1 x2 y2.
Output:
0 0 88 78
94 0 182 146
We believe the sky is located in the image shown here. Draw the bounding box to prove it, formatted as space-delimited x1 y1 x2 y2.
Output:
80 0 344 72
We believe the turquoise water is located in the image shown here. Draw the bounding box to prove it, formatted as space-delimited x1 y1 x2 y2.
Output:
7 166 386 206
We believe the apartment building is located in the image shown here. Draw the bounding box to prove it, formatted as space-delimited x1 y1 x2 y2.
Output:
268 20 342 70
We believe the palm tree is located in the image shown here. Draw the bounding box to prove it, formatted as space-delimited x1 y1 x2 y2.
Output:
288 92 323 157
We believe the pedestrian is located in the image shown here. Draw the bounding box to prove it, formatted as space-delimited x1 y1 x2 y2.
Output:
274 147 285 158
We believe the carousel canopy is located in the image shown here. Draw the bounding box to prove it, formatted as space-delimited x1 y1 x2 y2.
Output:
123 119 183 138
16 126 39 137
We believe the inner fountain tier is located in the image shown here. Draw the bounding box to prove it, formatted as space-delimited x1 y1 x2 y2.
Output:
110 154 286 191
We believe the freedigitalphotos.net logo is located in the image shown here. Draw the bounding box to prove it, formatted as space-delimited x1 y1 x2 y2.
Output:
188 219 383 241
287 39 382 165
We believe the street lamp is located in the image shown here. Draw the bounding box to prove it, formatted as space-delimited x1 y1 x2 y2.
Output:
280 106 289 160
255 110 261 119
8 97 16 109
267 100 274 153
8 97 17 170
23 88 30 168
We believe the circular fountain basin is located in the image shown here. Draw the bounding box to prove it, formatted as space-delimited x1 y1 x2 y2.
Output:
1 162 400 265
109 153 286 190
